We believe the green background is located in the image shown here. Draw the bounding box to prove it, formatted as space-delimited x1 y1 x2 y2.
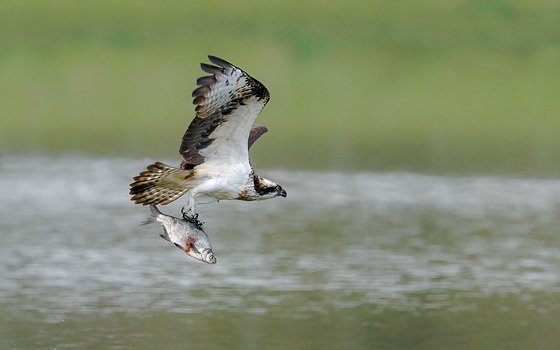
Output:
1 0 559 174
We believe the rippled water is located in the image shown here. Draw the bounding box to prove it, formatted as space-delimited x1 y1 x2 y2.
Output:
2 155 560 349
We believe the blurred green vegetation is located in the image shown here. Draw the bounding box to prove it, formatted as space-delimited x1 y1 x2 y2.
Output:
1 0 559 175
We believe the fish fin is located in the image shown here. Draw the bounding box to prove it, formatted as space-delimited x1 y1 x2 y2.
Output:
159 232 171 242
139 205 160 226
139 218 154 226
158 224 172 242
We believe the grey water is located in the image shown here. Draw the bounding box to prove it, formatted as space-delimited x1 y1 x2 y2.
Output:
2 155 560 349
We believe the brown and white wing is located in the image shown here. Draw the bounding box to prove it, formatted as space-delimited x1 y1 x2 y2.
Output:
179 56 270 170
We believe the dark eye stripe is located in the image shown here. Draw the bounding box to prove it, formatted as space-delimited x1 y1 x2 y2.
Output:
263 186 276 194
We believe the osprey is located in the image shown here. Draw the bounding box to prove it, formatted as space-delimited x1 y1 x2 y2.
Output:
129 56 287 217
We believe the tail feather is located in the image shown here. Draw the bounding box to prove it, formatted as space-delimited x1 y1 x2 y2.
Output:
130 162 193 205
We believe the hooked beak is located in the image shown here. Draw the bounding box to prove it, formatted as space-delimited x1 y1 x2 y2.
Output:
279 189 287 198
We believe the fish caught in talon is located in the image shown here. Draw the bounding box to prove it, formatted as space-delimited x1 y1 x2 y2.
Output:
130 56 289 262
141 205 217 264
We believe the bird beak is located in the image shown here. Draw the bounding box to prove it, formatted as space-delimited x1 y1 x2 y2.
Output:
279 189 287 198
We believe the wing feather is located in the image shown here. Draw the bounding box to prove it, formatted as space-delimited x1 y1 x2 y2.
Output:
248 124 268 149
200 62 224 76
179 56 270 170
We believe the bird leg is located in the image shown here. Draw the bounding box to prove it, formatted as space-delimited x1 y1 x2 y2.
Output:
181 183 220 229
181 192 198 218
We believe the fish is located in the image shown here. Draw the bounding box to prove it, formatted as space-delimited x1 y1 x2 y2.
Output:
140 205 217 264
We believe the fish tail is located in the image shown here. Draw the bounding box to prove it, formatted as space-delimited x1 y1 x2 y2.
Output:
129 162 193 205
139 205 161 226
140 205 172 243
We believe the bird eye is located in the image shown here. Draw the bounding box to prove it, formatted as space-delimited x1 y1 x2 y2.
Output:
275 185 281 191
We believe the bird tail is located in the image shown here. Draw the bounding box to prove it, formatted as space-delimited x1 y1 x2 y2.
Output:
129 162 193 205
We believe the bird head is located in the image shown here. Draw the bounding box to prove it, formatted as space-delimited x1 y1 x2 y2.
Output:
254 176 287 199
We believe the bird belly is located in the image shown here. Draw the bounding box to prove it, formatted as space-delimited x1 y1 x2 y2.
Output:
190 162 251 201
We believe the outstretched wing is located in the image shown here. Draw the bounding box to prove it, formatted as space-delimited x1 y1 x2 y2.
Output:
179 56 270 170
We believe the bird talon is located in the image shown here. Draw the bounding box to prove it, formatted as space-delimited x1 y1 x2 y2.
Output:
181 210 204 230
181 207 194 220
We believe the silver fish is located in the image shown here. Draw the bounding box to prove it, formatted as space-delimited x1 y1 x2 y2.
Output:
141 205 217 264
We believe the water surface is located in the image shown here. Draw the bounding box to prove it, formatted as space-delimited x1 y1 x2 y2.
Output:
1 155 560 349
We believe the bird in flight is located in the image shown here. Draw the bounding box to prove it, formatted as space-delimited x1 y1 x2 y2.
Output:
129 56 287 219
